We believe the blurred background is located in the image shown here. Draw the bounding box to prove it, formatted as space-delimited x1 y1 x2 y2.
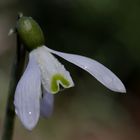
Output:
0 0 140 140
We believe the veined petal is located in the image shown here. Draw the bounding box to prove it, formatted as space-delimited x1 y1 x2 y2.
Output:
31 46 74 94
40 89 54 117
46 47 126 93
14 53 41 130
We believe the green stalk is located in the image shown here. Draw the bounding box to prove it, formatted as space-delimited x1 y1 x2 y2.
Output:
1 14 26 140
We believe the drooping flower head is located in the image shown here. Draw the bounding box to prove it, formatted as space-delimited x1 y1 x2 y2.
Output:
14 15 126 130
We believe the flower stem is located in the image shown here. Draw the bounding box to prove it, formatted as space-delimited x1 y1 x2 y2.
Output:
1 14 26 140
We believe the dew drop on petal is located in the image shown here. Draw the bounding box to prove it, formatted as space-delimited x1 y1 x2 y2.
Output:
84 66 88 69
28 111 32 115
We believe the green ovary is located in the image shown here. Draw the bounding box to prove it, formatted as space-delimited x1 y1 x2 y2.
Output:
51 74 70 93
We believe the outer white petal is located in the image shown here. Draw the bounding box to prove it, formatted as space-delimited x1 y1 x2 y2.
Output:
46 47 126 93
31 46 74 94
40 89 54 117
14 53 41 130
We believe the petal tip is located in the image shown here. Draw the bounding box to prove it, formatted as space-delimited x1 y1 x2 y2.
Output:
112 82 126 93
40 91 54 117
15 108 38 130
24 123 36 131
118 86 126 93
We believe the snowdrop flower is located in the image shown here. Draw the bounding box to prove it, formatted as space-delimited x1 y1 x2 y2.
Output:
14 16 126 130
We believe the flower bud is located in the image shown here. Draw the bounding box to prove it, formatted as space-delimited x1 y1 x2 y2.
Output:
16 16 45 51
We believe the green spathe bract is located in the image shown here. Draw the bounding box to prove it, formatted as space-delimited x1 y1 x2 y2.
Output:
51 74 70 93
16 16 45 51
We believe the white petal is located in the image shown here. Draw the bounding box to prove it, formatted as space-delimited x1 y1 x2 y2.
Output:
31 46 74 94
14 53 41 130
46 47 126 93
40 89 54 117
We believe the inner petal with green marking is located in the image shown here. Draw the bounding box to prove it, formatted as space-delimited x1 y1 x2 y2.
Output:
51 74 71 94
